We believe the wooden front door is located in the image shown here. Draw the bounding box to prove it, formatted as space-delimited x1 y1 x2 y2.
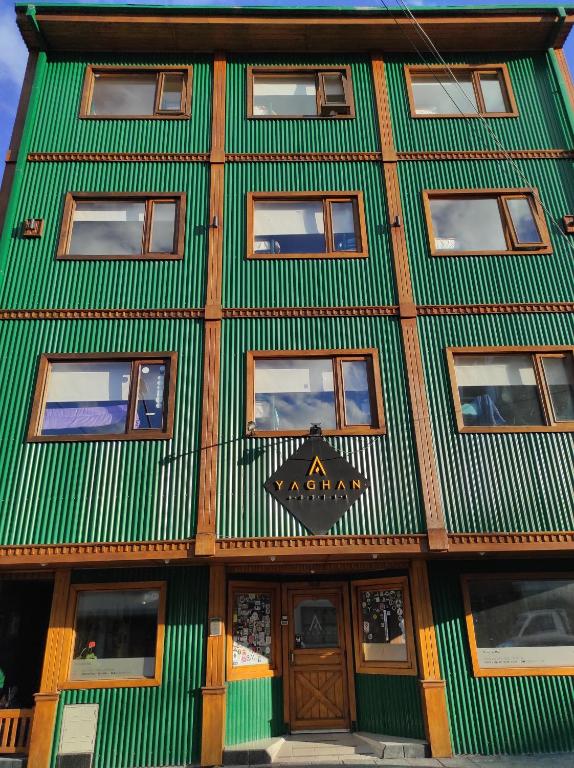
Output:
285 584 351 732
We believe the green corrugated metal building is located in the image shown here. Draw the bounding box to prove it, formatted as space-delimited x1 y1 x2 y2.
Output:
0 2 573 766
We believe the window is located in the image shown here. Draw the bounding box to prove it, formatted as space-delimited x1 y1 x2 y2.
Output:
28 353 177 442
227 582 281 681
247 192 367 259
63 582 165 688
462 575 574 677
424 190 550 256
247 67 354 118
57 193 186 260
406 64 516 117
81 66 192 118
351 578 417 675
447 347 574 433
247 350 385 436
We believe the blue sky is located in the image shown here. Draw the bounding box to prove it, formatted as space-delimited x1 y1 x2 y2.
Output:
1 0 574 164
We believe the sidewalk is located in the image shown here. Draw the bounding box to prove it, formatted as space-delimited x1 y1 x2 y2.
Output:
229 756 574 768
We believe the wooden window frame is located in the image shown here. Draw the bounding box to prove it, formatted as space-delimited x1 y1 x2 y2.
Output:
79 65 192 119
351 577 417 676
226 581 282 681
246 191 368 260
405 63 518 119
446 345 574 434
461 573 574 678
27 351 177 443
246 348 386 438
423 188 552 257
246 65 355 119
56 192 186 261
60 581 166 690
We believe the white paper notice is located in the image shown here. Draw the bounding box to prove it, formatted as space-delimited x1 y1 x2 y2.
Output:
58 704 99 755
477 646 574 668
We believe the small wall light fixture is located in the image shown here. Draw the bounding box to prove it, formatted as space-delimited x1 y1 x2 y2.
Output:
309 423 322 436
22 217 44 238
208 215 219 229
247 420 256 436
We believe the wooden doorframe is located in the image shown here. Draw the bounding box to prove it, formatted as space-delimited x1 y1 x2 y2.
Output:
281 581 356 732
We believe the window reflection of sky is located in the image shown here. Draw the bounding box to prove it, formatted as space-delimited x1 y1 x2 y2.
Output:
91 75 157 115
431 197 506 252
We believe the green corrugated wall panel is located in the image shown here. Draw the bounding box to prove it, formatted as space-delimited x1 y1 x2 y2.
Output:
28 55 212 153
1 161 209 309
225 677 285 745
225 57 380 154
0 318 202 545
355 674 425 739
386 53 572 153
399 158 574 305
418 313 574 533
217 316 424 538
50 566 208 768
430 561 574 755
223 162 395 307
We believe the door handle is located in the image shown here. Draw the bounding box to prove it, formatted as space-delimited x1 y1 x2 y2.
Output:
290 651 295 664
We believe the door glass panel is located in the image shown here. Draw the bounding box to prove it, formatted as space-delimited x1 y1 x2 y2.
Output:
542 356 574 422
331 201 357 252
293 598 339 648
90 73 157 116
359 587 408 662
506 198 542 244
479 73 507 113
159 73 184 111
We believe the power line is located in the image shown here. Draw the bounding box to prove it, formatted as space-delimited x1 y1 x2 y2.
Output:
378 0 574 254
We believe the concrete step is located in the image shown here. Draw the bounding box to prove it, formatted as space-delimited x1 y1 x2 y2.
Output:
355 731 430 760
0 758 27 768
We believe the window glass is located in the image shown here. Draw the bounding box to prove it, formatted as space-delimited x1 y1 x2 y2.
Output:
41 361 132 436
479 73 507 113
69 201 146 256
342 360 371 425
231 592 273 668
254 201 326 255
467 578 574 669
430 197 507 252
159 73 184 111
90 73 157 116
134 363 166 430
149 202 177 253
359 587 407 662
542 356 574 422
331 201 357 252
411 72 477 115
506 198 542 244
253 74 317 116
254 358 336 431
294 598 339 648
454 354 544 427
70 588 160 681
322 73 346 105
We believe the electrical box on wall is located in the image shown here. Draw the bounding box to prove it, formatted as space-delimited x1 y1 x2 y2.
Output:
56 704 99 768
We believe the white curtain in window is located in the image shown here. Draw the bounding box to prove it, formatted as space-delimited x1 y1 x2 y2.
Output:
46 362 131 403
254 202 324 235
73 203 145 222
454 355 536 387
253 76 316 97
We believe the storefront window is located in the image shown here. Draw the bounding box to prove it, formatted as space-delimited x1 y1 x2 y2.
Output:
464 576 574 675
67 584 165 685
227 583 280 680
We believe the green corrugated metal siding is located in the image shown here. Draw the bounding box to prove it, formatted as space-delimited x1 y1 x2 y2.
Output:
223 162 395 307
217 316 424 538
430 561 574 755
225 57 380 154
355 674 425 738
418 312 574 533
50 566 208 768
386 54 572 153
1 161 209 309
0 318 202 545
399 158 574 306
28 56 212 154
225 677 285 745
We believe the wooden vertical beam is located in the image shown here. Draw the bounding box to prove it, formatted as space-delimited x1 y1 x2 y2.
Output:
371 56 448 550
201 564 227 767
409 560 452 758
27 570 71 768
196 53 226 556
